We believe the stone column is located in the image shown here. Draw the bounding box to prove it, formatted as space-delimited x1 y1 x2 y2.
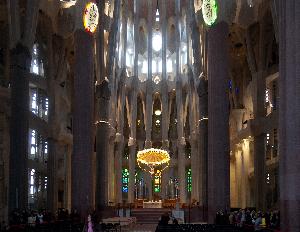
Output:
253 74 266 212
161 0 168 149
251 20 267 211
64 145 72 210
107 134 116 203
207 22 230 223
47 138 58 212
161 80 169 197
197 76 208 216
121 0 128 69
176 81 186 205
174 0 186 205
177 140 186 204
188 0 202 78
128 143 136 203
161 80 169 148
95 80 111 210
47 28 58 212
190 138 199 202
279 1 300 230
115 135 124 204
72 30 94 218
9 43 31 212
145 0 153 149
254 133 265 210
127 0 139 204
96 0 105 82
241 139 251 208
144 91 152 149
128 82 137 204
115 72 126 204
128 88 137 203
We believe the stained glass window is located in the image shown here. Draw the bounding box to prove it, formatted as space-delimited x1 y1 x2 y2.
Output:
122 168 129 193
154 170 161 193
187 168 192 192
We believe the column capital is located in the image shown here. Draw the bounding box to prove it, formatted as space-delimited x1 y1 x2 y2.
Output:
95 79 111 100
115 133 124 143
162 139 169 149
128 137 136 147
178 137 186 146
197 75 207 95
10 43 31 71
216 0 236 25
144 140 152 149
189 132 198 144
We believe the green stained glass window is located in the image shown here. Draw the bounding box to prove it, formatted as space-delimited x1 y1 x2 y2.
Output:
154 170 161 193
202 0 218 26
187 168 192 192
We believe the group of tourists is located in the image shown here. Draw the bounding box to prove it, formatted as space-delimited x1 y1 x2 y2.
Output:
216 209 280 231
0 208 83 231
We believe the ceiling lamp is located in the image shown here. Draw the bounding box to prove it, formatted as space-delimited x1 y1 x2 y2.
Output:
155 110 161 116
137 148 170 175
155 119 160 126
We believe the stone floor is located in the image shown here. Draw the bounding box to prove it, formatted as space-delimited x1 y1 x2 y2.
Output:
124 223 157 232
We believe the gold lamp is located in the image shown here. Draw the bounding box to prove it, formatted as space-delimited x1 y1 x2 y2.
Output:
137 148 170 175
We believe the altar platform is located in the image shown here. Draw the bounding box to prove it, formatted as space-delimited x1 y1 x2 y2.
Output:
134 198 179 208
142 200 162 208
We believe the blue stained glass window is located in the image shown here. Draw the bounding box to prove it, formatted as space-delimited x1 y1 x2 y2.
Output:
122 168 129 193
229 80 232 90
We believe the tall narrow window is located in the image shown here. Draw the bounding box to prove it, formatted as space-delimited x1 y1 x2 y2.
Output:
167 59 173 73
44 141 48 162
273 129 278 158
30 44 44 77
154 170 161 193
30 130 37 160
122 168 129 193
31 89 38 115
29 169 36 196
152 33 162 52
30 88 49 121
142 60 148 74
44 176 48 189
265 88 270 103
45 97 49 117
187 168 192 193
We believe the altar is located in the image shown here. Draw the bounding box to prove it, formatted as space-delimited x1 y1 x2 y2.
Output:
143 200 162 208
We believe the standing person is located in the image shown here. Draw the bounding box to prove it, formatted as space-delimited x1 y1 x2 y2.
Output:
240 210 246 227
229 213 234 224
254 213 262 231
87 215 93 232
